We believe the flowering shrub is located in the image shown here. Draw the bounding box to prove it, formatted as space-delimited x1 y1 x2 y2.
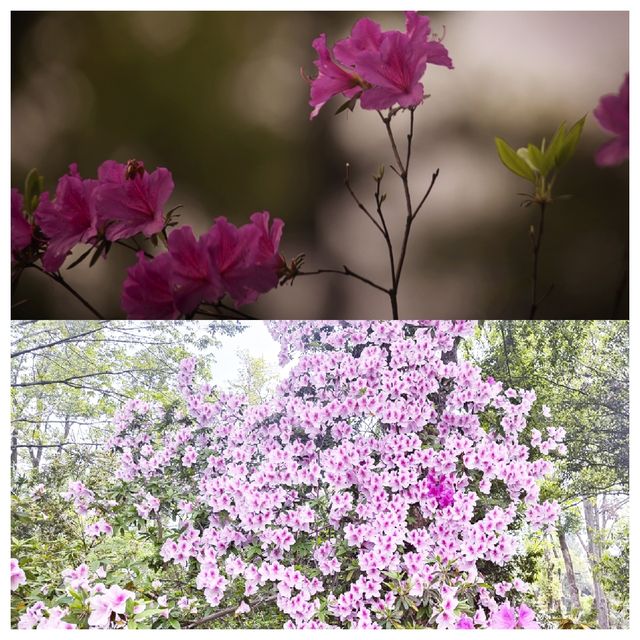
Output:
12 321 566 628
15 562 169 630
11 160 284 319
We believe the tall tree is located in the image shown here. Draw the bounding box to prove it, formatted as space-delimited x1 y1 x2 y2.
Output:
10 320 244 473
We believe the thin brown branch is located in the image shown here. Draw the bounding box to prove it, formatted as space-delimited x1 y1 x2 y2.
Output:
186 594 277 629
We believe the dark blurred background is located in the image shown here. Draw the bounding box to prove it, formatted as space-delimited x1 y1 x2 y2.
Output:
11 11 629 319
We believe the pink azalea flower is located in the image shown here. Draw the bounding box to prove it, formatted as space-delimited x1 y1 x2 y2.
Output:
333 18 383 67
37 609 77 630
455 613 474 629
88 583 136 627
308 34 363 120
357 14 453 110
205 212 283 307
11 558 26 591
34 164 99 272
516 603 539 629
594 73 629 167
121 251 180 319
167 225 224 315
235 600 250 614
95 159 174 241
489 602 516 629
88 594 113 628
308 12 453 116
11 189 33 259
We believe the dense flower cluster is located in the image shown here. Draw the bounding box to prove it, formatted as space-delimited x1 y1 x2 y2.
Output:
15 561 166 630
11 160 284 318
97 320 563 628
12 160 173 273
308 12 453 118
122 212 283 319
593 73 629 167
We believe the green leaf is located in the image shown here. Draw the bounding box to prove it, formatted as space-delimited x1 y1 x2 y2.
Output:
66 245 96 270
24 168 44 216
527 143 553 177
134 607 163 621
556 115 586 167
335 95 358 115
544 121 566 168
495 137 536 182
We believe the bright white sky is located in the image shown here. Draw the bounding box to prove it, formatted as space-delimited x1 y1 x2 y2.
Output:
205 321 284 387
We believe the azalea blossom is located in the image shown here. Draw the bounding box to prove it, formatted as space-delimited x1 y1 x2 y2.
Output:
94 159 174 241
489 602 539 629
594 73 629 167
101 320 561 628
121 251 180 320
308 33 364 119
18 602 76 630
11 189 33 260
11 558 26 591
204 212 284 307
34 164 99 272
168 225 224 315
122 213 284 318
88 584 135 628
308 11 453 117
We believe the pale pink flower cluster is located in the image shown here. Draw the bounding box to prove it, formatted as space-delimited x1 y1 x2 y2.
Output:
85 519 113 538
135 492 161 519
11 558 26 591
17 602 77 630
17 562 157 630
102 321 563 628
88 584 136 628
63 480 94 515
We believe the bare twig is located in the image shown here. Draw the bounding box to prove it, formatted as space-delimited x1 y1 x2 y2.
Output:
186 594 277 629
298 266 388 295
29 264 104 319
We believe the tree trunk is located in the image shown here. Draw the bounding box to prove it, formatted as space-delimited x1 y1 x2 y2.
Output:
542 541 560 613
11 429 18 471
558 529 581 613
583 497 610 629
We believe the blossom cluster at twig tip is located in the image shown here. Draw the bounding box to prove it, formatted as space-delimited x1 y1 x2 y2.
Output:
307 12 453 119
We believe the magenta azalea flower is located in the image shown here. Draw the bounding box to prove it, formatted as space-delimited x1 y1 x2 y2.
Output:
309 34 363 120
121 251 180 320
205 212 284 307
241 211 285 291
594 73 629 167
333 18 383 67
95 159 174 241
168 225 224 315
11 189 33 259
308 11 453 117
122 213 284 319
34 164 99 272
